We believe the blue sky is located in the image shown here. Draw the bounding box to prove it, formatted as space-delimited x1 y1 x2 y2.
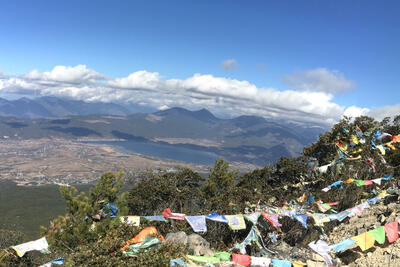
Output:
0 0 399 124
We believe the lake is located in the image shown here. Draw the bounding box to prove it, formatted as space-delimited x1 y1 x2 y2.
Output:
83 140 221 165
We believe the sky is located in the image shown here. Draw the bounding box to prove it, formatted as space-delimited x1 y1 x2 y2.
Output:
0 0 399 125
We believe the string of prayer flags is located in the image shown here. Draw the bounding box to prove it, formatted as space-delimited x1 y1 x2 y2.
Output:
206 212 228 223
368 226 385 245
384 221 398 243
322 174 393 192
185 216 207 233
225 214 246 230
351 232 375 251
162 208 186 220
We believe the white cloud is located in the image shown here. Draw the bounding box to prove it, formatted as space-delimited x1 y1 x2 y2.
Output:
366 104 400 121
108 70 162 90
24 65 105 84
158 105 169 110
343 106 370 118
221 59 239 71
0 64 379 125
0 70 8 79
283 68 356 95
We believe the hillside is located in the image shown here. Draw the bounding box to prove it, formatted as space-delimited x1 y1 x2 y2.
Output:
1 115 400 266
0 102 327 165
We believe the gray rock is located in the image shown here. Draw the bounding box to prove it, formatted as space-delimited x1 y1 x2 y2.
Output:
165 232 214 256
187 233 214 256
165 231 188 245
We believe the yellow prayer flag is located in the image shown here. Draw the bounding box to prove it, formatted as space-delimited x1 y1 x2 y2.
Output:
385 141 396 150
350 135 359 144
351 232 375 251
377 145 386 155
345 178 354 184
292 261 307 267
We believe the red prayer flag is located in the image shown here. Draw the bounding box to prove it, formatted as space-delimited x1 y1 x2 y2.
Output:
326 201 340 206
162 208 186 220
365 180 373 185
232 254 251 267
384 221 399 243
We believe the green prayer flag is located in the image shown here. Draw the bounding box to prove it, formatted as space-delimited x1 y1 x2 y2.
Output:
354 180 367 186
368 226 386 245
123 237 161 255
214 251 231 261
186 255 220 264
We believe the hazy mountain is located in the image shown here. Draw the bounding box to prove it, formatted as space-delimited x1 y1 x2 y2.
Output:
0 96 136 118
0 102 327 165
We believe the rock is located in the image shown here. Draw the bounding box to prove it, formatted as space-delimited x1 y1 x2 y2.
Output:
187 233 214 256
306 260 326 267
165 231 188 245
311 252 325 262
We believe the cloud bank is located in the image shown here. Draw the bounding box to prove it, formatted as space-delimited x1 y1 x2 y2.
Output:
0 65 395 125
283 68 356 95
0 70 8 79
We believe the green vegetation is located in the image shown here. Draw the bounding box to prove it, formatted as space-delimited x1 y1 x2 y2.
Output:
1 115 399 266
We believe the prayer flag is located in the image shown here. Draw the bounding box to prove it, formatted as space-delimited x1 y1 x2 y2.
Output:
244 212 260 225
232 254 251 267
272 259 292 267
162 208 186 220
225 214 246 230
12 237 49 257
185 216 207 233
384 221 399 243
351 232 375 251
368 226 385 245
206 212 228 223
330 238 355 252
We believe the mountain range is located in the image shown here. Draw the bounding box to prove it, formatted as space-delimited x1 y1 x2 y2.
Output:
0 97 327 166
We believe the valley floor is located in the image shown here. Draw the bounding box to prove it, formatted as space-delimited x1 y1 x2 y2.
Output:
0 138 258 185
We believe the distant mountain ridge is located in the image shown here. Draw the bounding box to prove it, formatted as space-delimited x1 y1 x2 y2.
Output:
0 96 136 118
0 97 328 165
